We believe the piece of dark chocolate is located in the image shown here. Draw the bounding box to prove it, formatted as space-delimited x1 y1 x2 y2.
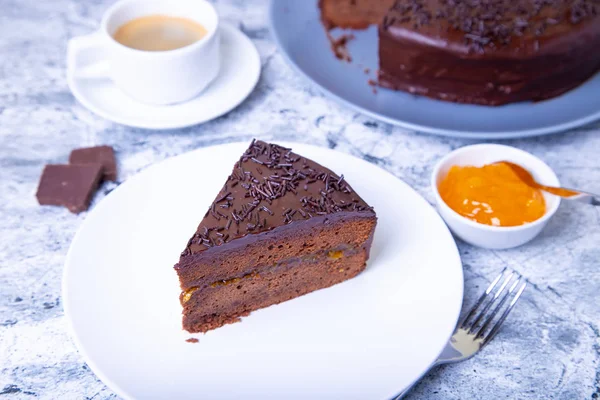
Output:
36 164 103 213
69 146 117 181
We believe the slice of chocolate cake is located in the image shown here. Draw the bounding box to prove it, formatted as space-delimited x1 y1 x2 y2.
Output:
175 140 377 333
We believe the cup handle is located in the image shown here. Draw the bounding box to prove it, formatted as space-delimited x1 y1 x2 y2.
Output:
67 31 110 79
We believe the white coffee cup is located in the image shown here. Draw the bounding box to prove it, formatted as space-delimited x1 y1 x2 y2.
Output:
67 0 220 105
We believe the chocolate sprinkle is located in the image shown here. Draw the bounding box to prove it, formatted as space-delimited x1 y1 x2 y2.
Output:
184 140 374 252
384 0 599 50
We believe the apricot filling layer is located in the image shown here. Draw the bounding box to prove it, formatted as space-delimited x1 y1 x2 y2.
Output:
181 246 354 304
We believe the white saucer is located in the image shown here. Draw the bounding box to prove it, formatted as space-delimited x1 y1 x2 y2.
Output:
67 23 261 130
63 142 464 400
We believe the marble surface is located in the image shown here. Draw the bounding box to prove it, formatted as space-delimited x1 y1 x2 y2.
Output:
0 0 599 398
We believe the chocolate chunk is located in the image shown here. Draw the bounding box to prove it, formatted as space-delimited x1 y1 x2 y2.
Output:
69 146 117 181
36 164 103 213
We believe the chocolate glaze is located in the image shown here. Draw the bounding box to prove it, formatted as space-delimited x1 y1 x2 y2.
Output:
378 0 600 105
178 140 375 259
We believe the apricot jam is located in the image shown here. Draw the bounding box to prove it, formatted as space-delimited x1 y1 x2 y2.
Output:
438 163 546 227
181 287 198 303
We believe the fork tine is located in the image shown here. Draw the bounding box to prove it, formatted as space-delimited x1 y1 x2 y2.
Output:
483 281 527 345
466 271 514 332
460 268 507 329
474 276 521 338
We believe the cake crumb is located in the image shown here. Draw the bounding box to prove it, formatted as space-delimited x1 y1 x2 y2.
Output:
327 32 355 62
368 79 379 93
186 338 199 343
364 68 370 74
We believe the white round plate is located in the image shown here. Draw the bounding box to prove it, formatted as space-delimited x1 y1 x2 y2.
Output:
63 142 464 400
67 23 260 130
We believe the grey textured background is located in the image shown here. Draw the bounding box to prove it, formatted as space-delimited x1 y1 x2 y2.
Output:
0 0 599 399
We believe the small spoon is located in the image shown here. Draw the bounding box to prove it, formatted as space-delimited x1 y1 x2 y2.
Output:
498 161 600 206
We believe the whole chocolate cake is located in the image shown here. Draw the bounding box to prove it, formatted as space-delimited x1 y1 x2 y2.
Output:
320 0 600 105
174 140 377 333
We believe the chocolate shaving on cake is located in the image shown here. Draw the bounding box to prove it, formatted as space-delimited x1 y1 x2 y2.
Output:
186 140 373 251
385 0 599 50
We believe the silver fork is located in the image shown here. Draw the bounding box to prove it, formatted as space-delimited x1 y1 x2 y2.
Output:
392 268 527 399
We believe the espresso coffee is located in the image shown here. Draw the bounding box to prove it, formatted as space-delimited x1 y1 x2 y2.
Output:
113 15 207 51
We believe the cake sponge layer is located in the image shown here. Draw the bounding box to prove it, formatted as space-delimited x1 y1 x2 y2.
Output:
319 0 394 29
179 215 376 332
182 249 371 333
176 213 374 293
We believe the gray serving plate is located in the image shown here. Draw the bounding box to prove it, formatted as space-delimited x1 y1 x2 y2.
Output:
269 0 600 139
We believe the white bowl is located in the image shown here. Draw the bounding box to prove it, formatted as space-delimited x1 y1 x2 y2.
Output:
431 144 561 249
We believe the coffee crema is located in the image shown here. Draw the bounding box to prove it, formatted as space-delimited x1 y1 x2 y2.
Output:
113 15 207 52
